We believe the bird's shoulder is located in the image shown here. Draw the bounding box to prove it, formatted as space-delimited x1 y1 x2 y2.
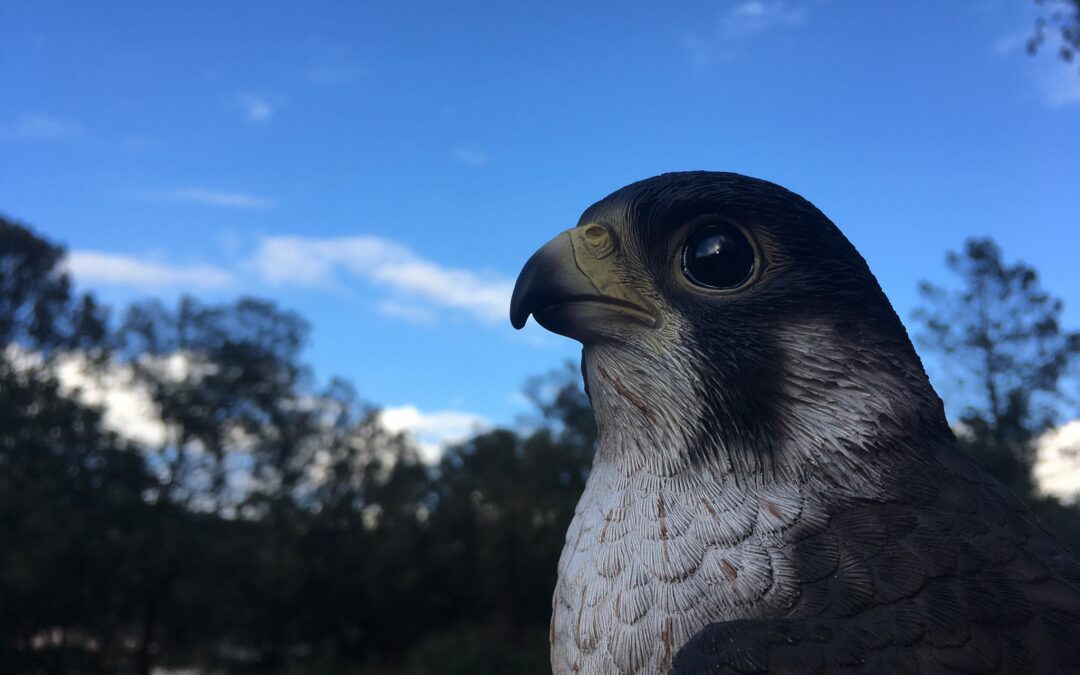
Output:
672 446 1080 674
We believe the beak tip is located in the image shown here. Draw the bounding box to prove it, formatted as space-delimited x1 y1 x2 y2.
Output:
509 231 574 332
509 282 533 328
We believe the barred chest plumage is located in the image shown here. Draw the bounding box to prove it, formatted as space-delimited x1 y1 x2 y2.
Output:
550 458 819 674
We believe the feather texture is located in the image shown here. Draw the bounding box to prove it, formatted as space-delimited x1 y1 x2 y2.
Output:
510 172 1080 674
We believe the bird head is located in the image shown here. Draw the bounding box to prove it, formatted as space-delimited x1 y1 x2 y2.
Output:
511 172 951 482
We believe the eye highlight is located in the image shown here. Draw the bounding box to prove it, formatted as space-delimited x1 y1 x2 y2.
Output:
681 223 756 290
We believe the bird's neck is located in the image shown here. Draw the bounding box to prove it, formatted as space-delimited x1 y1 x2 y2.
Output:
581 343 709 479
581 325 953 488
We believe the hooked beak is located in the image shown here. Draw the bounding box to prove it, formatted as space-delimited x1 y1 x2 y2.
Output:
509 223 659 343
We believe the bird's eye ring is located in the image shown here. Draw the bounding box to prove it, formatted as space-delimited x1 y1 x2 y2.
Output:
681 222 756 290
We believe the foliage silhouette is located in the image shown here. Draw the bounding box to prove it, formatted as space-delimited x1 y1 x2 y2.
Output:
1 211 597 673
4 216 1078 673
914 237 1080 553
1030 0 1080 67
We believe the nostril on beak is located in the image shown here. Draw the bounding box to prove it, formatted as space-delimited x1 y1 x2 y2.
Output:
580 223 615 259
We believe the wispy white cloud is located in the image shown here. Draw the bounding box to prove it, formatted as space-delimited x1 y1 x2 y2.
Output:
1040 63 1080 107
10 346 260 509
379 404 492 463
684 1 808 64
67 251 235 290
1035 419 1080 500
6 346 171 449
69 232 514 328
1 114 81 140
236 92 278 123
451 146 491 166
375 300 438 325
991 29 1028 56
682 35 721 66
724 1 807 36
55 353 170 447
250 236 514 324
992 10 1080 108
134 187 275 209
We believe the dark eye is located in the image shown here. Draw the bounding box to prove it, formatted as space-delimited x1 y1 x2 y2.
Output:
681 223 755 289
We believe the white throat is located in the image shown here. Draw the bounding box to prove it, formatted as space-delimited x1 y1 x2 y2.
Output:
550 346 812 675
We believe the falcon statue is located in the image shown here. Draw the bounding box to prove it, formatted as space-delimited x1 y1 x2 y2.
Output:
509 172 1080 674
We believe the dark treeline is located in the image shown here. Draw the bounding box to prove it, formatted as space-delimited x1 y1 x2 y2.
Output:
1 216 1078 674
1 216 595 674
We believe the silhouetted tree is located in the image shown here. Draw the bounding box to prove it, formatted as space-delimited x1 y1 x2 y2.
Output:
0 356 157 674
2 214 605 674
116 297 313 509
0 216 155 673
914 238 1080 555
1030 0 1080 67
0 216 73 351
412 365 595 673
914 238 1080 496
0 215 109 358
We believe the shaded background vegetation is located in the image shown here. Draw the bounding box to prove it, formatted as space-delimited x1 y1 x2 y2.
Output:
3 197 1080 675
1 216 597 675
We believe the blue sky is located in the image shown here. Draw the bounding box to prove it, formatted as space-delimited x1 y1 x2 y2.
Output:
2 1 1078 447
